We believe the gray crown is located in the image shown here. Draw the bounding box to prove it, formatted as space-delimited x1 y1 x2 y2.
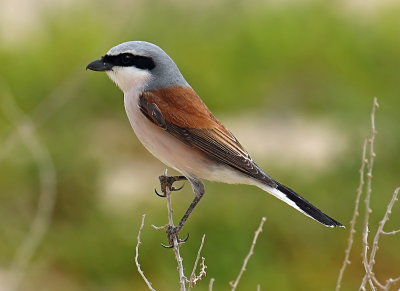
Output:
107 41 190 90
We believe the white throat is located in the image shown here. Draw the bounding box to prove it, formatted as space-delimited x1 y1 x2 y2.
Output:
106 66 152 94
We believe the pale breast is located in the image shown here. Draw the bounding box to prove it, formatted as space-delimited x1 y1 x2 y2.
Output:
123 91 213 178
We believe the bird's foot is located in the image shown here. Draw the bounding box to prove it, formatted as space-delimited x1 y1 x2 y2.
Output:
161 225 189 248
155 175 186 197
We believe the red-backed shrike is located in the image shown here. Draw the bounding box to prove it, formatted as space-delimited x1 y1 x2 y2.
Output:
87 41 343 241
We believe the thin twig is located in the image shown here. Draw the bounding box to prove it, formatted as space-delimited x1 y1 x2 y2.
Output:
135 214 156 291
1 86 57 291
188 234 207 289
230 217 267 291
335 140 368 291
382 229 400 235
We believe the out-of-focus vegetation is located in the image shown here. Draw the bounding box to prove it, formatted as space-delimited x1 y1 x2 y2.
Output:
0 0 399 290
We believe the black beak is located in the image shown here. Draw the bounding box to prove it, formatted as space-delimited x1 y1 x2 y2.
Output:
86 58 113 71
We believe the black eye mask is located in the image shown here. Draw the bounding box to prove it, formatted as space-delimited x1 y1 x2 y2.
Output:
102 53 156 70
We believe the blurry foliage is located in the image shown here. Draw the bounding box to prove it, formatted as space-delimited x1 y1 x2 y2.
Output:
0 0 399 290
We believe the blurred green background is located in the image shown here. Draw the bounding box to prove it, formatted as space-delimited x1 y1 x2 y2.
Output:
1 0 399 290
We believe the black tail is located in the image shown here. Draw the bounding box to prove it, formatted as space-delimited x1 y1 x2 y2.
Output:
275 182 344 228
261 179 344 228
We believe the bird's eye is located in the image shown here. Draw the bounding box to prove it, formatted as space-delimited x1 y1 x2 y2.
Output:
121 54 133 65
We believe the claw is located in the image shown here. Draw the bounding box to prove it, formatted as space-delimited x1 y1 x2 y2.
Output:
154 188 166 197
179 232 189 243
164 226 190 247
161 233 189 248
171 183 185 192
161 242 174 248
156 175 186 197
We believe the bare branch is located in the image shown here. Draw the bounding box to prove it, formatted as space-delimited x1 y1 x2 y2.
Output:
230 217 267 291
135 214 156 291
335 140 368 291
1 85 57 291
188 234 207 289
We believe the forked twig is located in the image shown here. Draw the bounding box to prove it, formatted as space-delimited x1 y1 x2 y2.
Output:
230 217 267 291
135 214 156 291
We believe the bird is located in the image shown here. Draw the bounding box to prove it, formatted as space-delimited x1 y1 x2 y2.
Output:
87 41 343 243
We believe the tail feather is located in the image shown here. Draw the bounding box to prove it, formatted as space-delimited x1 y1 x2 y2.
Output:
261 181 344 228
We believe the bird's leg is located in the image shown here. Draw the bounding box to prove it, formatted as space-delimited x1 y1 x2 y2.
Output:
165 178 205 246
155 175 187 197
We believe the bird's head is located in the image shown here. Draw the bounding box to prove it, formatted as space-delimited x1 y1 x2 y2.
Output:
86 41 189 94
